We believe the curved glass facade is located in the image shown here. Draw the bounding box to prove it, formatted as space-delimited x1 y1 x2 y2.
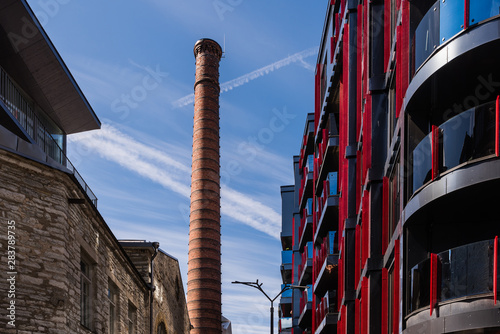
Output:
413 0 500 72
408 100 497 197
408 239 498 313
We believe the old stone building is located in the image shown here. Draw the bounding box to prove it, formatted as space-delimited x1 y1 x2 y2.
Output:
0 0 191 333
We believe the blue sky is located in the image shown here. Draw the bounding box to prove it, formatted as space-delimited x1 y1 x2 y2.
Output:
26 0 326 332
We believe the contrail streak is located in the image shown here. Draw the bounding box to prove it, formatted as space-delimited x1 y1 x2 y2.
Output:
172 46 318 108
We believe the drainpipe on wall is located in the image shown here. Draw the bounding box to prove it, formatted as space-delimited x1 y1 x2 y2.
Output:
150 242 160 334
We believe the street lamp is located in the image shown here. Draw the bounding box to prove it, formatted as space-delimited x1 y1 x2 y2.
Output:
231 280 309 334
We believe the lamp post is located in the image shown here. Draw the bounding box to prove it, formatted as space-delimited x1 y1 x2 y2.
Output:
231 280 308 334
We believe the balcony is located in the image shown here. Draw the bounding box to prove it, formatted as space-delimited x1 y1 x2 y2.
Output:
408 100 496 197
412 0 500 74
299 198 313 251
408 238 499 315
280 283 292 306
0 66 98 208
279 317 293 332
298 285 313 329
299 114 315 170
314 173 339 244
315 114 339 196
298 242 313 286
314 290 338 334
314 231 338 297
299 155 314 211
280 250 293 284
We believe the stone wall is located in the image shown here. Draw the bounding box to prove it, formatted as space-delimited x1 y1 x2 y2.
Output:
122 244 192 334
153 251 191 334
0 148 172 333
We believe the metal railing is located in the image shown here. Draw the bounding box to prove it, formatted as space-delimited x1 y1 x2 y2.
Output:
0 66 97 207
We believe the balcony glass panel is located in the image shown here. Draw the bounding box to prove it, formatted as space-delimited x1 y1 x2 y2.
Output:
410 101 497 197
441 108 475 172
306 285 313 302
442 103 496 172
470 103 496 159
281 284 292 298
414 1 440 70
469 0 500 25
282 250 293 265
413 0 500 73
306 198 313 216
280 317 293 329
306 242 313 260
411 132 432 193
439 0 464 43
328 172 338 195
440 240 494 301
328 231 337 255
307 155 314 172
408 239 498 313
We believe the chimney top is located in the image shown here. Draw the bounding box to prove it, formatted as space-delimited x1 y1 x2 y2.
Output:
194 38 223 60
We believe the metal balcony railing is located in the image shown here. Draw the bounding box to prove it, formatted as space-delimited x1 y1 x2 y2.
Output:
0 66 97 208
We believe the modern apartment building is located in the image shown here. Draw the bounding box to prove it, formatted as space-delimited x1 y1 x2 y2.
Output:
0 1 191 333
280 0 500 333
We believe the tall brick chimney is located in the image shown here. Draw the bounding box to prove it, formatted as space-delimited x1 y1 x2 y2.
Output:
187 38 223 334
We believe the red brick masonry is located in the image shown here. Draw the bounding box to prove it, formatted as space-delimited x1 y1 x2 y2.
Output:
187 39 223 334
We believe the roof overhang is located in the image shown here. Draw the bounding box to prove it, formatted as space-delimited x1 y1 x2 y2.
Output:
0 0 100 134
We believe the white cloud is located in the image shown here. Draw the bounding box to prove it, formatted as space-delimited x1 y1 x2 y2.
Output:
172 47 318 108
68 124 282 239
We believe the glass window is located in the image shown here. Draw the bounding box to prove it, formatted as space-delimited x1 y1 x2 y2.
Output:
411 132 432 194
80 257 93 329
108 280 119 334
128 302 137 334
321 56 328 106
387 266 394 334
388 79 397 143
157 322 167 334
389 155 400 237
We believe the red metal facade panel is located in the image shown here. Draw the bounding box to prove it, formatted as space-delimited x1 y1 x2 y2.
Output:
362 190 369 268
356 224 361 284
395 25 402 118
361 277 368 334
393 239 400 334
315 65 321 134
331 37 335 64
496 95 499 157
363 95 372 179
464 0 469 29
494 236 498 304
363 0 369 97
384 0 391 68
381 268 388 334
432 125 439 180
401 1 410 105
339 256 344 311
357 4 363 140
357 150 362 212
382 177 389 254
430 253 438 316
355 298 360 334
